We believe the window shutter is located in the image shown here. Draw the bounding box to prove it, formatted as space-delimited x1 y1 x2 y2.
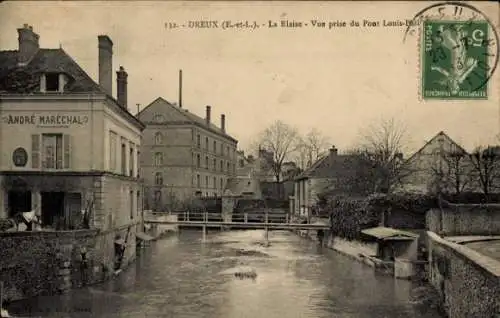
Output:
63 134 71 169
31 134 41 169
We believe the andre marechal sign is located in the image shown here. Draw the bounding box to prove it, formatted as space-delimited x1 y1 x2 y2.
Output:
1 114 89 127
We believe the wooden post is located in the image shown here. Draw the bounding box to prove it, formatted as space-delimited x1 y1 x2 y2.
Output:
244 213 248 223
202 211 207 242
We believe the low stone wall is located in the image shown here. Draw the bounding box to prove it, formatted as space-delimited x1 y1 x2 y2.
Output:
427 231 500 317
427 204 500 236
0 222 138 302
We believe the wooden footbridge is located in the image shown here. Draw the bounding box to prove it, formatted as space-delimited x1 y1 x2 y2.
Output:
144 211 330 241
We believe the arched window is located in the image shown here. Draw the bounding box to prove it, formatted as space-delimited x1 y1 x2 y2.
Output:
197 154 201 168
154 152 163 166
154 132 163 145
155 172 163 185
205 156 209 169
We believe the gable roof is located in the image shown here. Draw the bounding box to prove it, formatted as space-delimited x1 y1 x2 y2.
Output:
295 151 362 181
404 131 468 164
0 48 145 130
139 97 237 143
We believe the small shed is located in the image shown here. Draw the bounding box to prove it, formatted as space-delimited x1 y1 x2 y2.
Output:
361 227 420 261
361 226 421 279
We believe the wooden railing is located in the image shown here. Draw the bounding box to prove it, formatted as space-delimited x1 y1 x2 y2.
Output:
147 210 291 223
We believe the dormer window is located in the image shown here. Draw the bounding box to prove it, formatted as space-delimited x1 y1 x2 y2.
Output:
46 73 59 91
41 73 65 93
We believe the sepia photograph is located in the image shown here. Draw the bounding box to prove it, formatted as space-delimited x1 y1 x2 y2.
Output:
0 1 499 317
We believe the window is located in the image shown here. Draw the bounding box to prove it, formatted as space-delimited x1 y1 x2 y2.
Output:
155 172 163 185
130 190 134 220
220 178 224 189
137 151 140 178
205 156 209 169
153 113 164 123
129 143 134 177
205 137 209 150
109 131 117 171
213 140 217 152
154 191 162 211
197 154 201 168
197 134 200 147
239 159 244 167
227 162 230 172
196 174 200 187
154 152 163 166
205 176 209 188
38 134 71 169
213 177 216 189
137 191 141 216
121 140 127 175
45 73 60 92
213 158 216 171
226 146 229 156
220 144 223 155
220 160 223 172
154 132 163 145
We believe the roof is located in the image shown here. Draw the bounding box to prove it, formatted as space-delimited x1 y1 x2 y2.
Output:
404 131 468 164
361 227 420 240
295 152 364 181
139 97 237 143
0 48 102 93
0 48 144 130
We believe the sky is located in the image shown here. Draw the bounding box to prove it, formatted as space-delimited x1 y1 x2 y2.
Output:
1 1 499 155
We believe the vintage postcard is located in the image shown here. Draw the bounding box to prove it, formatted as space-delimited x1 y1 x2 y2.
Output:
0 1 499 318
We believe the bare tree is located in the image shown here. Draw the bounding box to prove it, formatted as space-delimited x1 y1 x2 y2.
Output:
429 149 471 195
468 146 500 198
357 117 409 193
256 120 300 189
294 128 330 170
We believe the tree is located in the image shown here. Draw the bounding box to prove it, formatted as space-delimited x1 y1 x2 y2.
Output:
468 146 500 198
429 148 471 195
356 117 409 193
295 128 330 170
256 120 300 195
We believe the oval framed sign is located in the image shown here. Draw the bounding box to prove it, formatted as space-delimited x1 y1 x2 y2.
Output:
12 147 28 167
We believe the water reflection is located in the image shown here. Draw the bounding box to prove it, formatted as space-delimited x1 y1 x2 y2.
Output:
8 230 441 318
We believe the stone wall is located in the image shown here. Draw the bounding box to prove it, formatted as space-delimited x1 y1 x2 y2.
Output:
427 231 500 317
0 224 138 302
427 204 500 236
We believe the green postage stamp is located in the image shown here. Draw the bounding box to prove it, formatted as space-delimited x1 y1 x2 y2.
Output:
421 20 490 100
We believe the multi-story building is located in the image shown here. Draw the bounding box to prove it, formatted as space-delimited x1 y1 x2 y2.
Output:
138 98 238 210
0 25 144 270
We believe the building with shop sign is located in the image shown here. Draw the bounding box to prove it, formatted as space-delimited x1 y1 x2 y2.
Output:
0 25 145 296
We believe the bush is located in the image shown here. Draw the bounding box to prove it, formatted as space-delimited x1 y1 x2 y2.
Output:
323 192 440 240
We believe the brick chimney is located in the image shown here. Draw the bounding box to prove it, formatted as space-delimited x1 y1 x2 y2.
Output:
221 114 226 133
116 66 128 109
206 105 211 125
98 35 113 96
17 24 39 65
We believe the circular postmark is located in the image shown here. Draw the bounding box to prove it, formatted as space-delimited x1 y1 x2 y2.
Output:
404 2 499 99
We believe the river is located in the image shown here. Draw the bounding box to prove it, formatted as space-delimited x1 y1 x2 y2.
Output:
7 230 442 318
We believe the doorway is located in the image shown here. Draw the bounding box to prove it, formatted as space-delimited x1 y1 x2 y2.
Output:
41 192 65 229
8 191 32 217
